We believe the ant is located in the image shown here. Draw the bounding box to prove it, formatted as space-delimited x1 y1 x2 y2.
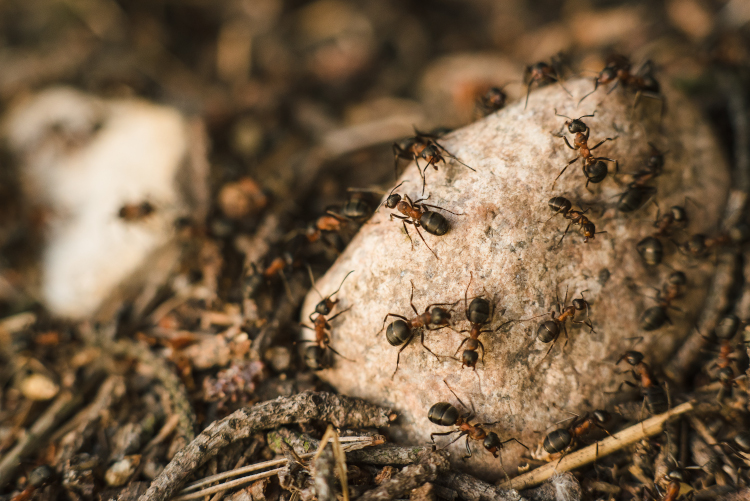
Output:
522 56 571 109
615 351 669 415
118 201 155 221
639 271 686 331
378 280 456 378
305 214 346 243
523 286 594 362
392 129 473 195
703 315 748 401
327 190 377 223
615 146 668 214
578 54 663 114
452 273 512 370
476 86 508 116
543 410 612 456
552 110 617 189
677 222 750 258
383 182 463 259
428 380 528 476
243 254 295 300
636 236 663 266
300 271 355 370
546 197 606 244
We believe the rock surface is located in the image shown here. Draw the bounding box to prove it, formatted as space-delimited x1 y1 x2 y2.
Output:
301 78 729 479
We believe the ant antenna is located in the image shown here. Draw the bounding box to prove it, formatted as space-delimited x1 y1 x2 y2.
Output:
307 264 323 300
329 270 355 299
443 379 470 412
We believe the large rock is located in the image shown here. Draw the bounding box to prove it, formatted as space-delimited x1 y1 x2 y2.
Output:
301 78 728 479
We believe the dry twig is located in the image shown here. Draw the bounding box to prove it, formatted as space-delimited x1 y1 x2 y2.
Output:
356 450 449 501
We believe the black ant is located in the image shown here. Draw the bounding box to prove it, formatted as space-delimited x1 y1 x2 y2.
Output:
452 273 511 370
523 286 594 362
543 410 612 455
428 380 528 478
636 237 663 267
546 197 606 244
552 110 617 189
477 86 508 116
639 271 686 331
615 145 667 214
383 182 463 259
378 281 456 378
522 56 571 109
578 54 663 114
615 350 669 415
300 271 355 370
677 222 750 258
119 201 155 221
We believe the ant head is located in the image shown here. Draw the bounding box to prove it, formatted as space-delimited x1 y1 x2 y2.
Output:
385 193 402 209
686 234 707 256
572 297 588 311
715 314 740 340
670 206 687 223
315 299 333 316
428 402 459 427
430 307 451 325
620 350 644 366
647 149 665 172
483 432 501 452
593 410 611 424
462 350 479 368
420 144 440 160
567 119 589 134
597 66 618 84
668 271 687 287
581 222 596 239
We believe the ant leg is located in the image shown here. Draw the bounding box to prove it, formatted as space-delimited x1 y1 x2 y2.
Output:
524 80 534 110
552 157 579 189
454 337 470 356
558 222 572 245
392 332 415 379
464 272 473 319
401 220 415 250
562 136 576 151
464 435 473 459
419 203 465 216
409 280 420 316
561 322 570 349
537 335 559 365
392 145 402 178
419 330 441 361
577 79 599 107
433 141 475 172
327 306 352 323
430 430 461 442
501 437 530 451
379 313 409 335
327 344 353 361
589 137 617 151
300 323 315 331
606 80 620 95
413 224 439 259
478 340 486 365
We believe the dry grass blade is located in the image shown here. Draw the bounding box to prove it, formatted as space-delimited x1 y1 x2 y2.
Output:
502 401 694 490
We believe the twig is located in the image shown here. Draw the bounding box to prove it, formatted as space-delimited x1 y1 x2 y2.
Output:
688 415 736 471
433 471 522 501
500 401 694 491
312 442 336 501
346 444 432 465
0 390 83 488
173 468 284 501
356 450 449 501
139 392 393 501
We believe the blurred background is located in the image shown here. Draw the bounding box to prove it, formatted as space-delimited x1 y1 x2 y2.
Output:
1 0 750 499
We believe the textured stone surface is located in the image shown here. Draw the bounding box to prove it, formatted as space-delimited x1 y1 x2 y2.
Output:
301 78 729 480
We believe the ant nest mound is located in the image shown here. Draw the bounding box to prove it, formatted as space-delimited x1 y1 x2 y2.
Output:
301 78 730 480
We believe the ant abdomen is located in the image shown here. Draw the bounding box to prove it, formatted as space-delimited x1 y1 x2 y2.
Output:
644 385 668 414
421 211 450 236
341 198 371 220
468 297 491 324
428 402 459 426
637 236 663 266
462 350 479 368
641 305 669 331
386 320 411 346
543 428 572 454
537 321 559 343
548 197 572 215
304 345 328 370
584 161 608 184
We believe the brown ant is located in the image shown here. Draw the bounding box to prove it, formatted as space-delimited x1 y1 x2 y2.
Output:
703 315 748 401
637 271 686 331
616 145 668 214
676 222 750 258
383 182 463 259
378 280 456 378
546 197 606 244
452 273 511 370
552 110 617 189
428 380 528 477
300 271 355 370
243 254 295 300
578 54 663 114
615 351 668 415
118 201 155 221
522 56 571 109
543 410 612 456
522 286 594 362
476 86 508 116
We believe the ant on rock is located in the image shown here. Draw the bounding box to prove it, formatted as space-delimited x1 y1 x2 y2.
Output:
638 271 686 331
300 271 355 370
428 380 527 478
552 110 617 189
523 56 572 109
546 197 606 244
379 281 456 378
383 182 463 259
392 130 474 195
452 273 512 371
616 145 668 214
476 86 508 116
578 54 663 115
522 286 594 362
